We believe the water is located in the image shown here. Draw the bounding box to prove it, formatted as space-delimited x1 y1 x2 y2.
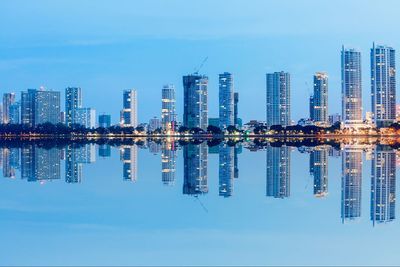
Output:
1 139 400 266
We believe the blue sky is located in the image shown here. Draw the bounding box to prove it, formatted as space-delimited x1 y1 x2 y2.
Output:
1 0 400 123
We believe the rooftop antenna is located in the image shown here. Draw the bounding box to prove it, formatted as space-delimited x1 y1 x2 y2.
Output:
194 195 208 213
194 56 208 74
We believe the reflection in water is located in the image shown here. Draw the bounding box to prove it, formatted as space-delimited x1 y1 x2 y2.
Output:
310 146 329 198
1 139 399 227
161 141 177 186
219 144 235 197
266 145 291 198
341 145 363 222
183 143 208 195
120 145 138 182
371 145 396 224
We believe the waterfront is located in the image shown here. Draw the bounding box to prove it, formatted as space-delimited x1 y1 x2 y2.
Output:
1 139 400 265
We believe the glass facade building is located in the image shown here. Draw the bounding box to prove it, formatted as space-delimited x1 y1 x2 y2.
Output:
183 74 208 130
65 87 82 127
266 71 291 127
371 43 396 127
219 72 234 129
161 84 176 131
341 47 362 125
266 145 291 198
121 89 138 128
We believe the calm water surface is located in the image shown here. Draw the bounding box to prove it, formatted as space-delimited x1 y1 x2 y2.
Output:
1 139 399 266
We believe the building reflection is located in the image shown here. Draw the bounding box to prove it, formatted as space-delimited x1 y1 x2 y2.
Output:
310 146 329 198
21 145 61 182
183 143 208 195
120 145 138 182
161 141 177 186
2 148 19 178
219 144 235 197
266 145 291 198
98 144 111 158
341 146 363 222
65 144 96 183
371 145 396 225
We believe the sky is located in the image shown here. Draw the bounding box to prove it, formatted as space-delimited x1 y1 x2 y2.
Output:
1 0 400 124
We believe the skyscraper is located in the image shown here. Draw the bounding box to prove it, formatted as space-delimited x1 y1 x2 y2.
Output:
266 145 291 198
9 102 20 124
371 43 396 127
21 88 61 126
371 145 396 224
341 47 362 126
121 89 138 128
266 71 291 127
341 146 362 222
98 114 111 128
74 108 96 128
311 72 329 125
183 74 208 130
234 92 239 128
65 87 82 127
161 84 176 131
219 72 234 129
2 93 16 124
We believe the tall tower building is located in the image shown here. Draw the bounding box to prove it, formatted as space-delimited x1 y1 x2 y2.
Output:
341 47 362 126
312 72 329 125
371 146 396 224
266 71 291 127
21 88 61 126
121 89 138 128
341 147 362 222
371 43 396 127
266 145 291 198
2 93 16 124
161 84 176 131
219 72 234 129
183 74 208 130
65 87 82 127
234 92 239 128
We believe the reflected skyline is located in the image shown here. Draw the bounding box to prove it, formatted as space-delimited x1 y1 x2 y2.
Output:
0 139 399 227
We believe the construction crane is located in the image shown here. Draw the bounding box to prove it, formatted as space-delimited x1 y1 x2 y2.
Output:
194 56 208 74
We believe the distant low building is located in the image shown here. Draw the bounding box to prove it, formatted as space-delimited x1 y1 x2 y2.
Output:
329 113 341 125
74 108 96 128
149 117 161 132
99 114 111 128
208 118 219 128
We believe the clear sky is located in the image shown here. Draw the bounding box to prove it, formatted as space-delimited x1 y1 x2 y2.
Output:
1 0 400 123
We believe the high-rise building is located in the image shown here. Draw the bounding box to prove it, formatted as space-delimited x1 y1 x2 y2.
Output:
266 145 291 198
219 144 235 197
234 92 239 128
309 95 314 121
311 72 329 125
161 84 176 131
2 93 16 124
74 108 96 128
310 147 328 198
371 43 396 127
98 114 111 128
149 117 161 132
219 72 234 129
21 88 61 126
266 71 291 127
183 143 208 195
121 89 138 128
371 146 396 224
9 102 20 124
183 74 208 130
341 47 362 126
65 87 82 127
341 147 362 222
